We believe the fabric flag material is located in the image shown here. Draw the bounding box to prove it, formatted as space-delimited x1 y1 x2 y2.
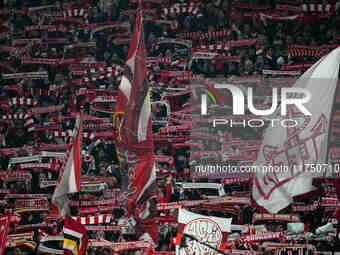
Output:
175 209 232 255
126 9 147 96
122 8 152 147
114 8 156 213
113 8 157 246
52 114 82 216
252 47 340 213
0 216 10 255
63 215 88 255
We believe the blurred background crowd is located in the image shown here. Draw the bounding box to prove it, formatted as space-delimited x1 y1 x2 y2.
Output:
1 0 340 254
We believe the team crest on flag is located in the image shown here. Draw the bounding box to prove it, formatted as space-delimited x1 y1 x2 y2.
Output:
253 47 340 213
176 209 231 255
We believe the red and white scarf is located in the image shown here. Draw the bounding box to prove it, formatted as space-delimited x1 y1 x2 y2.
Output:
49 130 107 143
30 105 63 115
15 198 49 209
157 196 251 210
88 240 152 251
241 232 284 243
252 213 300 223
84 226 132 233
8 97 37 107
176 29 230 40
72 214 114 225
83 122 113 130
25 25 73 33
2 71 48 80
161 4 202 18
91 95 116 103
280 62 314 71
18 162 59 171
12 38 42 46
260 13 300 22
82 64 124 76
48 16 84 26
194 39 258 52
288 45 332 58
1 114 35 132
121 8 158 17
0 171 32 181
275 4 302 13
78 205 119 215
63 8 88 20
5 194 50 199
147 56 171 65
222 176 252 185
153 38 192 49
320 197 339 207
191 52 241 62
70 198 117 207
301 3 336 13
21 56 88 66
262 69 301 76
80 71 122 84
233 1 270 10
89 21 130 34
291 202 319 212
28 88 58 97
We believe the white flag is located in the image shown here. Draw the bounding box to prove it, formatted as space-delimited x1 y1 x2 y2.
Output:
52 115 82 216
176 209 231 255
252 47 340 213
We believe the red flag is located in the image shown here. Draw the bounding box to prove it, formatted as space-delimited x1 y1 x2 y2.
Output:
0 216 10 255
122 9 152 147
114 9 157 246
126 9 147 96
63 215 88 255
114 8 156 210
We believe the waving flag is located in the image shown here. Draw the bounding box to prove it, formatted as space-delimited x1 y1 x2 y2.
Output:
117 8 152 148
252 47 340 213
52 114 82 216
63 216 88 255
113 8 157 245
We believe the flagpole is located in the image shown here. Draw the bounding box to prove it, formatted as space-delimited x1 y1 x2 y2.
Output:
79 110 83 215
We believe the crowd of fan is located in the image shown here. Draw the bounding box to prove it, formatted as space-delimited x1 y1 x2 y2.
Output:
1 0 340 254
